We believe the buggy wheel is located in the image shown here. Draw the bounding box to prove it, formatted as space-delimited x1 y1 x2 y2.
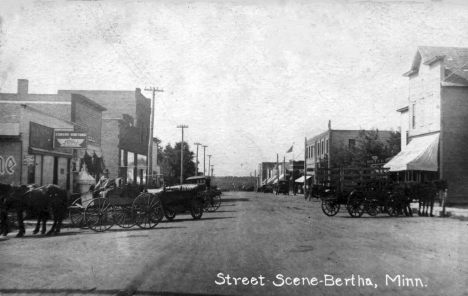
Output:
113 206 135 228
365 200 379 216
132 193 162 229
164 209 176 221
346 192 365 218
69 197 87 229
84 198 115 232
205 195 221 212
321 199 340 216
190 199 204 220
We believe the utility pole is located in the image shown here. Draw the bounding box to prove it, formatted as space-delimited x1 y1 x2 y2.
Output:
202 145 208 175
194 142 202 176
207 155 212 176
177 125 188 184
144 87 163 187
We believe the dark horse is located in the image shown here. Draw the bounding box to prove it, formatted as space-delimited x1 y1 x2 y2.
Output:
401 180 448 217
0 183 69 237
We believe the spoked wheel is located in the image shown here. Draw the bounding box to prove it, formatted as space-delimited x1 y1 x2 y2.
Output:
205 195 221 212
113 205 135 228
346 191 365 218
386 194 403 217
164 208 176 221
365 200 379 216
190 199 204 220
69 197 88 229
321 198 340 216
84 198 115 232
132 193 163 229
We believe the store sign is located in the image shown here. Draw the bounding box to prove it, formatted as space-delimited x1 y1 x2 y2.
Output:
23 155 35 166
54 131 88 149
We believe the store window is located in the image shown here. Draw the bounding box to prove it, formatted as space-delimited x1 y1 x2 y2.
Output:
137 154 147 185
127 151 135 184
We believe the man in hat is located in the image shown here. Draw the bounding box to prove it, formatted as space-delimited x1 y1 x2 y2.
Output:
93 169 114 198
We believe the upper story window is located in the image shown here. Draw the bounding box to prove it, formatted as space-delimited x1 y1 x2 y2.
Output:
412 103 416 129
420 97 425 127
348 139 355 149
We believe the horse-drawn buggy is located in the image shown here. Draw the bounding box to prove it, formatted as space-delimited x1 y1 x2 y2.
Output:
69 178 163 232
313 167 409 218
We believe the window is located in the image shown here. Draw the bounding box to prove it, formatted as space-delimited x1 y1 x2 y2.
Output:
321 141 324 155
420 98 425 127
326 140 329 154
348 139 355 149
412 103 416 129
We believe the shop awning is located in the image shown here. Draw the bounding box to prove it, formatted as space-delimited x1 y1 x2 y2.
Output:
295 176 312 183
272 174 286 184
383 133 439 172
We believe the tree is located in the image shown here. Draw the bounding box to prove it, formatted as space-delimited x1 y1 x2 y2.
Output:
321 128 400 169
160 141 196 185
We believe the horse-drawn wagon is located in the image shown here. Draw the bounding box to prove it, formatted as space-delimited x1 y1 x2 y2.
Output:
69 178 163 232
313 167 406 218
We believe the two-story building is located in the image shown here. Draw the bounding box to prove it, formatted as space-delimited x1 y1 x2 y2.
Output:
385 46 468 204
57 89 152 186
306 122 393 183
0 80 106 191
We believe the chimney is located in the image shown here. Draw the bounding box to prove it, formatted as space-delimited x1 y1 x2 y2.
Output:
18 79 29 95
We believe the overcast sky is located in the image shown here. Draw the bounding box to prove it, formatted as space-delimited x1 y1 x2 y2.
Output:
1 0 468 176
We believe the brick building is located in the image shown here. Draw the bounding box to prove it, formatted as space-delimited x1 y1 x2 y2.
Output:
305 123 393 184
0 103 74 189
57 89 152 186
385 46 468 203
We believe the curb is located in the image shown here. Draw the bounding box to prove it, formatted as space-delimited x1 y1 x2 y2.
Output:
411 207 468 220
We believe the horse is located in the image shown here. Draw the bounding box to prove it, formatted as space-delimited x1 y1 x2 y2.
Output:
401 180 447 217
0 183 69 237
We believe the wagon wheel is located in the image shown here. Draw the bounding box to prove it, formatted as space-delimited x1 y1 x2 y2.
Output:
69 197 88 229
113 205 135 228
346 191 365 218
386 194 403 217
205 195 221 212
190 199 204 220
365 200 379 216
132 193 163 229
321 198 340 216
164 208 176 221
84 198 115 232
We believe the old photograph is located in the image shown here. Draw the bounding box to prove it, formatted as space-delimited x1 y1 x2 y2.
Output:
0 0 467 295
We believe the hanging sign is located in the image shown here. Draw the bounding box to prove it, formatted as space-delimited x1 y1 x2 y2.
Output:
54 131 88 149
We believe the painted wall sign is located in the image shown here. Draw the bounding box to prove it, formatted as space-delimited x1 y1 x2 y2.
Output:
0 156 17 175
54 131 88 149
0 142 22 184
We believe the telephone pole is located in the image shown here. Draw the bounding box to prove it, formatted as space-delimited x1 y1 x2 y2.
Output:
194 142 202 176
202 145 208 175
177 125 188 184
144 87 163 187
207 155 212 176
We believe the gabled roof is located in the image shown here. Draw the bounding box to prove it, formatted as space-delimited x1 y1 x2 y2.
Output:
403 46 468 86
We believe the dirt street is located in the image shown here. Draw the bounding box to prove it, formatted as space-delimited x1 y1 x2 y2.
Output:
1 191 467 296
